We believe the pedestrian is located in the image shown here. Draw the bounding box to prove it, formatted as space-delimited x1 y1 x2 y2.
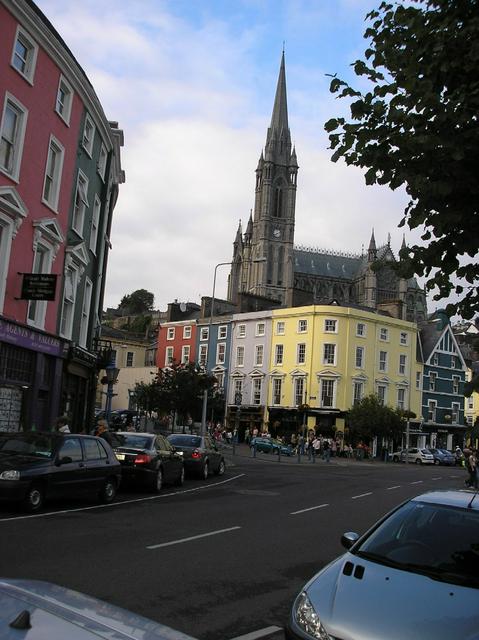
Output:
298 433 305 455
244 427 251 445
53 416 70 433
312 435 321 459
95 419 120 447
465 449 477 488
322 439 331 463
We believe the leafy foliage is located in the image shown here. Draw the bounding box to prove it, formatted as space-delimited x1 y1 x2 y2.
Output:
347 394 411 440
119 289 154 314
326 0 479 319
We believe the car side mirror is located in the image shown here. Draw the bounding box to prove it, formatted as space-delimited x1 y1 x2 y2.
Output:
341 531 360 550
56 456 73 466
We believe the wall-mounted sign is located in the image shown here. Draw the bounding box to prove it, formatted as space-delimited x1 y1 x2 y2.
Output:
20 274 57 301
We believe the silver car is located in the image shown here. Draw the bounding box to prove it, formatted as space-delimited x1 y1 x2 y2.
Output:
287 490 479 640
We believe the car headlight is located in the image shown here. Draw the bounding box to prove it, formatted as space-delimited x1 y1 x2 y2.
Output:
0 470 20 480
294 591 330 639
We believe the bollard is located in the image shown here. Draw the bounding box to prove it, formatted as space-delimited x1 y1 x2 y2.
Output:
277 446 281 462
252 442 257 458
297 447 301 464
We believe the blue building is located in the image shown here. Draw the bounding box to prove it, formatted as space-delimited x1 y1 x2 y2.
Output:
420 312 466 449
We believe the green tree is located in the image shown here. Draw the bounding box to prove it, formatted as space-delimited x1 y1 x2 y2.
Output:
325 0 479 319
119 289 154 314
347 394 406 441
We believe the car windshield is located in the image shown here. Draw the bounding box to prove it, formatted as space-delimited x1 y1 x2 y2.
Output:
355 501 479 588
168 435 201 448
0 433 55 458
117 435 152 449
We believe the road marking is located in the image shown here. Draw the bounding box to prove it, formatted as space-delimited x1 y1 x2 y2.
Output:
229 626 283 640
147 526 241 550
431 477 442 481
290 503 329 515
386 486 401 490
0 474 245 523
351 492 372 500
410 481 423 485
449 475 460 478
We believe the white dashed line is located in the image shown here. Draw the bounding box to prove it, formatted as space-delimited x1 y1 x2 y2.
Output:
431 477 442 481
290 503 329 515
410 481 423 485
386 486 401 490
229 626 283 640
351 492 373 500
147 526 241 550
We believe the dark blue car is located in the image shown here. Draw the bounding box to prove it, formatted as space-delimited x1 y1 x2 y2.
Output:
251 436 292 456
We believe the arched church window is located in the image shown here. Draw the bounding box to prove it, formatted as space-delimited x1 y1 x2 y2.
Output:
277 246 284 285
273 186 283 218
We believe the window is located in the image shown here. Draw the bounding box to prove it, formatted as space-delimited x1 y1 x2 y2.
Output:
97 143 107 180
236 345 245 367
72 171 89 236
255 344 264 367
353 381 363 405
428 400 437 422
58 438 82 463
379 350 388 372
11 27 38 83
165 346 174 366
218 325 227 339
272 378 282 405
233 379 243 403
125 351 134 367
82 113 95 156
451 402 460 424
26 242 52 329
294 377 305 407
0 215 15 311
215 372 224 389
167 327 175 340
399 354 407 375
217 343 225 364
397 388 406 410
78 278 92 348
452 375 460 394
60 265 78 339
416 371 421 390
297 343 306 365
183 326 191 339
467 396 474 409
380 327 389 341
200 327 209 341
400 332 408 346
432 353 439 366
320 379 335 408
323 343 336 365
355 346 364 369
252 378 262 405
238 324 246 338
0 95 28 181
199 344 207 366
324 319 337 333
298 319 308 333
89 196 100 253
451 355 458 368
275 344 284 365
356 323 366 337
55 75 73 125
276 321 285 335
181 345 190 364
42 135 64 211
84 438 108 461
256 322 265 336
377 384 387 405
429 372 437 391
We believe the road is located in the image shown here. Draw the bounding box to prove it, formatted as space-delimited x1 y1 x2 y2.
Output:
0 449 465 640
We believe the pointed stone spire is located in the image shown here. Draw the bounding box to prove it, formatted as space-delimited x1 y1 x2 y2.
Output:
368 229 377 262
401 234 407 250
234 220 243 248
265 52 291 161
290 145 298 167
244 211 253 241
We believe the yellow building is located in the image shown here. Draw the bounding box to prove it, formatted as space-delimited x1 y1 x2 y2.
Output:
267 305 422 444
465 368 479 448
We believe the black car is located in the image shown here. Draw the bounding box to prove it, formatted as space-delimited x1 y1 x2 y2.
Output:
0 432 121 512
114 432 184 491
167 434 225 479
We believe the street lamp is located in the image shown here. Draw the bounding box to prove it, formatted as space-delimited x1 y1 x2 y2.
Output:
200 257 266 436
104 365 119 424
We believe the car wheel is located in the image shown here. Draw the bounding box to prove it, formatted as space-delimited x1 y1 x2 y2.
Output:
434 459 440 465
175 466 185 486
23 484 44 512
415 458 422 465
99 477 117 503
152 468 163 493
201 461 209 480
393 456 399 463
214 459 225 476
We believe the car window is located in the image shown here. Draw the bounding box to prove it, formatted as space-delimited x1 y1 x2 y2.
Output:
120 435 152 449
58 437 83 462
83 438 109 460
0 434 54 458
168 435 201 448
156 435 167 450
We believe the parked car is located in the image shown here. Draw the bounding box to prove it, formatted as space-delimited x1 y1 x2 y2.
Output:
287 489 479 640
391 447 434 464
114 432 184 491
0 578 198 639
0 432 121 512
428 448 455 466
251 436 293 456
167 434 225 479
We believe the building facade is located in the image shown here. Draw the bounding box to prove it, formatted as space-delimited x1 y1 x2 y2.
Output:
0 0 123 431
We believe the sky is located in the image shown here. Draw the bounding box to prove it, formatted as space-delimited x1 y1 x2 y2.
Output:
36 0 422 312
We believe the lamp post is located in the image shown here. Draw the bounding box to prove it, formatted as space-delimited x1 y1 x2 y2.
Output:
104 365 119 425
200 257 266 436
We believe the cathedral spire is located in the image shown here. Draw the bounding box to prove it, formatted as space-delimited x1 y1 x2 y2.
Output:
368 229 377 262
265 52 291 161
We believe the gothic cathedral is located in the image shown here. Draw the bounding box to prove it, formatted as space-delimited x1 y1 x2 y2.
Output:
227 53 427 323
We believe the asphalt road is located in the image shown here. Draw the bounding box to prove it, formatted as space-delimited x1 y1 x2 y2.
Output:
0 450 466 640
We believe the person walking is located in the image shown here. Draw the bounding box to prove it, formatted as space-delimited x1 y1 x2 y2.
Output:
53 416 70 433
322 439 331 463
464 448 476 488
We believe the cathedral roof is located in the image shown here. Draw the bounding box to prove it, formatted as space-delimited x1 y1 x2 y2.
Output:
294 248 362 280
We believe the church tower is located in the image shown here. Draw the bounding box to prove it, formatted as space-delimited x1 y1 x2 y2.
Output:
228 52 298 305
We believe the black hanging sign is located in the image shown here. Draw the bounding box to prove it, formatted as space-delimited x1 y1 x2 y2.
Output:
20 274 57 301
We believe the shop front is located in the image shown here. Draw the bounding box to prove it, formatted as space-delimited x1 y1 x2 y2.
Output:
227 404 264 441
61 345 98 433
